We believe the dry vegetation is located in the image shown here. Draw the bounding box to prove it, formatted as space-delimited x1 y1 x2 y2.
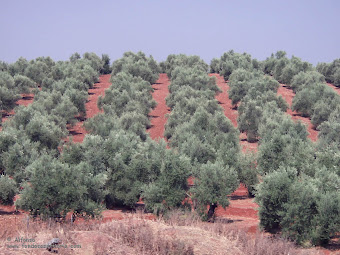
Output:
0 210 322 255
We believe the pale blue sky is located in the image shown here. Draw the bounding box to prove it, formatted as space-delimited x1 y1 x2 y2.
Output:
0 0 339 64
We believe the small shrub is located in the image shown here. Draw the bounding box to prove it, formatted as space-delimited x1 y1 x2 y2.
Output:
0 175 17 205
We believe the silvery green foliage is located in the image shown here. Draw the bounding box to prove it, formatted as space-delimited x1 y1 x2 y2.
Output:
318 105 340 150
16 154 105 220
317 58 340 85
292 75 339 129
101 54 112 74
162 54 209 78
238 91 288 142
290 71 325 92
279 56 313 85
211 50 261 80
256 166 340 245
142 148 190 215
0 175 17 205
83 52 104 73
0 72 20 112
163 57 240 220
88 71 155 141
255 166 297 231
111 51 160 84
191 161 239 221
333 67 340 87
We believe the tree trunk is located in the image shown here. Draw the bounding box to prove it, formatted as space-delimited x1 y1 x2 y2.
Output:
207 203 217 222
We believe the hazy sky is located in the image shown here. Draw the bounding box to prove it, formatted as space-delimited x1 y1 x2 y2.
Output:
1 0 339 65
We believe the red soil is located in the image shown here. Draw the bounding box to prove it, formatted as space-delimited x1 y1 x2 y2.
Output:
210 74 238 127
0 195 28 239
64 74 111 143
16 93 35 107
215 184 260 234
147 73 170 140
210 73 258 153
209 74 262 233
326 82 340 96
277 84 318 142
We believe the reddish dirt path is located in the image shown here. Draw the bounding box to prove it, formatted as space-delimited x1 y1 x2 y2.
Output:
147 73 170 140
207 74 259 233
210 73 258 153
326 82 340 96
65 74 111 143
277 84 318 141
215 184 259 234
0 93 34 131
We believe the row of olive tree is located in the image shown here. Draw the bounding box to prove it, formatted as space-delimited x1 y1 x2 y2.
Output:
163 54 242 221
226 68 288 142
255 104 340 245
81 52 192 214
0 53 108 219
215 51 340 245
253 56 340 245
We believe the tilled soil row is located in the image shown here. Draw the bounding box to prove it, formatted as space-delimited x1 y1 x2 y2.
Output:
209 73 259 233
210 73 258 152
146 73 171 140
64 74 112 143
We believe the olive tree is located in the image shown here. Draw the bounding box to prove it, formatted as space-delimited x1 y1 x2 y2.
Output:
13 74 36 94
255 166 297 231
0 175 17 205
290 71 325 92
317 59 340 84
142 148 190 215
0 72 20 113
24 60 51 85
162 54 208 78
216 50 254 80
112 51 160 84
16 155 105 220
318 106 340 150
83 52 104 73
191 161 239 221
101 54 112 74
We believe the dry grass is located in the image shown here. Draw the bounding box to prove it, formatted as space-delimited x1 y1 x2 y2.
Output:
0 210 324 255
